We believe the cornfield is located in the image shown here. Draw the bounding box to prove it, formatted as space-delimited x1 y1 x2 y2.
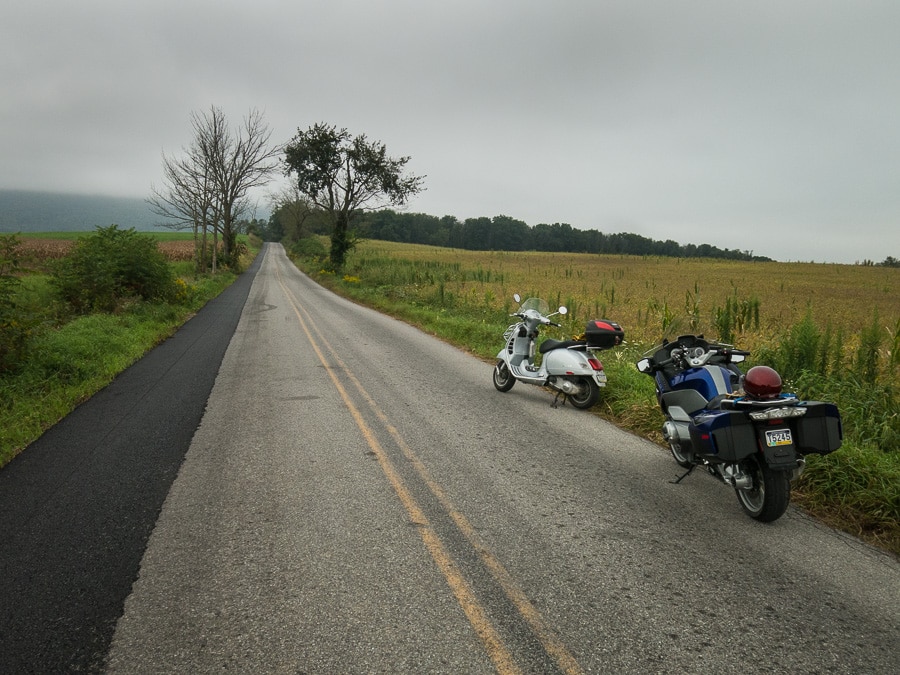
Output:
17 238 196 267
344 241 899 357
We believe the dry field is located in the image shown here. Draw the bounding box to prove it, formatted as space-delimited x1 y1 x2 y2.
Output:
350 241 900 353
17 238 196 267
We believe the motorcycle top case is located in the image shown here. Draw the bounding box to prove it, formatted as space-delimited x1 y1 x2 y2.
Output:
584 320 625 349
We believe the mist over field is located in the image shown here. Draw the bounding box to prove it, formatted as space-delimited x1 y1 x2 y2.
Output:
0 190 174 233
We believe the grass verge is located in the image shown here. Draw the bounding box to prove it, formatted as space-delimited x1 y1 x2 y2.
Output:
0 270 240 468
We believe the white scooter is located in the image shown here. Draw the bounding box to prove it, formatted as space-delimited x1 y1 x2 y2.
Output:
492 294 624 409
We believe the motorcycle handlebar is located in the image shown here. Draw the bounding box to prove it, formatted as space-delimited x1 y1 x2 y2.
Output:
654 346 750 370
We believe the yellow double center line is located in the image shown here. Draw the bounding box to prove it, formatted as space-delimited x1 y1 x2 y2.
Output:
276 264 583 675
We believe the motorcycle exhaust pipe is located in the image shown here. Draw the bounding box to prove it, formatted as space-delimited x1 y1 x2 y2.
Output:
721 464 754 490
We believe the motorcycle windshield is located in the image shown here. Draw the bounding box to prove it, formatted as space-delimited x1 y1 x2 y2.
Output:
518 297 550 314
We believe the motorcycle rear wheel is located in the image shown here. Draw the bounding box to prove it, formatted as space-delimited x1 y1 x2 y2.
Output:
735 457 791 522
493 360 515 392
567 378 600 409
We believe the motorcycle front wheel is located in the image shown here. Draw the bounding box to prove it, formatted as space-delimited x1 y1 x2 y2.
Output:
668 441 694 468
567 378 600 409
735 456 791 523
493 360 515 392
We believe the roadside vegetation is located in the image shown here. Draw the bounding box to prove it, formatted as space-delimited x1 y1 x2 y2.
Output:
0 228 254 468
289 238 900 555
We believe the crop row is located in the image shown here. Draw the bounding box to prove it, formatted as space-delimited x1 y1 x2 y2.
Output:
17 238 196 265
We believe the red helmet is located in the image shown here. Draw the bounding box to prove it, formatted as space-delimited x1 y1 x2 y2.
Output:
743 366 783 400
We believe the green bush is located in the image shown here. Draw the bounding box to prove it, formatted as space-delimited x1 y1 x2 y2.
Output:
52 225 176 313
0 234 36 373
290 236 328 261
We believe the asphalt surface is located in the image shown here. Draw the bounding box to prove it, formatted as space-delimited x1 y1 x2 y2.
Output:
2 243 898 674
0 250 261 673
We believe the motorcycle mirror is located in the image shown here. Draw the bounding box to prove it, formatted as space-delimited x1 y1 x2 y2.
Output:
636 358 651 373
514 293 521 303
558 306 567 315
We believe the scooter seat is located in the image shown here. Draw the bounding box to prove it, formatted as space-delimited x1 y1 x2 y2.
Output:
539 339 586 354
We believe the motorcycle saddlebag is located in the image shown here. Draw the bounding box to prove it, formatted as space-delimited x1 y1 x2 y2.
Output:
794 402 842 455
689 410 757 462
584 320 625 349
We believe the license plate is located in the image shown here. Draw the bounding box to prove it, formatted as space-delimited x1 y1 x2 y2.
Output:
765 429 793 447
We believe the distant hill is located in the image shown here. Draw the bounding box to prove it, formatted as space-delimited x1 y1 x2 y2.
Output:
0 189 178 233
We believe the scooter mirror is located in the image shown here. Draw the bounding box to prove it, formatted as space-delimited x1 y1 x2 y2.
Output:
558 306 567 315
514 293 521 303
636 358 651 373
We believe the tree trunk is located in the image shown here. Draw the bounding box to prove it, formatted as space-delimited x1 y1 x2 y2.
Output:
330 213 350 271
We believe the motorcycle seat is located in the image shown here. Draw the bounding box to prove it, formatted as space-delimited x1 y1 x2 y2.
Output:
539 338 586 354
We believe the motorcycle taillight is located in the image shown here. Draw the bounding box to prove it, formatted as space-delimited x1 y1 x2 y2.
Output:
588 358 604 371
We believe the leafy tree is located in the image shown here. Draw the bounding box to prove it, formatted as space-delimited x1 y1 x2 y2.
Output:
283 123 425 270
491 215 530 251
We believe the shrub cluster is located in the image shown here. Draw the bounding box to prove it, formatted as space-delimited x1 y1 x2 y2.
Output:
290 236 328 262
0 234 35 373
753 311 898 454
52 225 177 313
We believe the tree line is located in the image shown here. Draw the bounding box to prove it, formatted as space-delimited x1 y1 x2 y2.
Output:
355 211 773 261
257 206 772 262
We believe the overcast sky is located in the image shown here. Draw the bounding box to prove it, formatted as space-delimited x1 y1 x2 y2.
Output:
2 0 898 263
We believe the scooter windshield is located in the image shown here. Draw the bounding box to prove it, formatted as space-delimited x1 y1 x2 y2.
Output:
518 297 550 314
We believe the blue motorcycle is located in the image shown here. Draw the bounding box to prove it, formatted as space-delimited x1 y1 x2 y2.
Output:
636 335 842 522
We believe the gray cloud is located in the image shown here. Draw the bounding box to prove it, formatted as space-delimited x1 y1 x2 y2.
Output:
2 0 898 262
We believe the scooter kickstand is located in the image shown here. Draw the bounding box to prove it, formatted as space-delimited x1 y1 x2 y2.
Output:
551 392 567 408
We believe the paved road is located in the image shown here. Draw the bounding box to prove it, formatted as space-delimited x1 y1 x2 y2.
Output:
3 244 899 673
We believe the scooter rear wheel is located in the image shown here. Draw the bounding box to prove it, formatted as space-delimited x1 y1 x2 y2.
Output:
493 360 515 392
735 457 791 522
567 378 600 409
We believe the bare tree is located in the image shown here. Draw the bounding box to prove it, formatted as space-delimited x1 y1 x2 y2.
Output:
198 107 280 267
148 142 219 273
148 106 280 271
267 183 316 243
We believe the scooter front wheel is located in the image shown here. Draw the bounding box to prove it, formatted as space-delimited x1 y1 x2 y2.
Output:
493 360 515 392
735 456 791 522
567 377 600 409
